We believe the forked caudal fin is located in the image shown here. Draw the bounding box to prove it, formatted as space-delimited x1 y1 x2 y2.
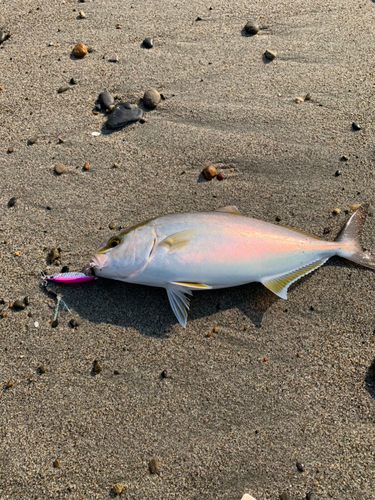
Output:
335 203 375 270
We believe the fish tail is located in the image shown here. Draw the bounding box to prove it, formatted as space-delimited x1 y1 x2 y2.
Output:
335 204 375 270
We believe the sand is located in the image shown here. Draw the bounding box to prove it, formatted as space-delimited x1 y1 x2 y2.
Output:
1 0 375 498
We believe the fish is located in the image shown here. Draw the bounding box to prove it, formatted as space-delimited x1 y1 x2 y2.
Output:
89 204 375 327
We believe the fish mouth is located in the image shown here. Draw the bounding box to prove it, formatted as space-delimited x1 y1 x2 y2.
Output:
88 253 108 273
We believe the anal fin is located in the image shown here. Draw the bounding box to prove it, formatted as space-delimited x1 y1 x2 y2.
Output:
261 259 328 299
166 285 193 328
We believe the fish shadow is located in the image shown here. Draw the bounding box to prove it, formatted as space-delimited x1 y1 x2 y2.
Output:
365 359 375 399
46 279 276 337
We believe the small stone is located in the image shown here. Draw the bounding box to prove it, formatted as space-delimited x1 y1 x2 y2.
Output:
143 37 153 48
106 102 143 129
244 21 259 35
23 296 30 306
161 370 168 378
70 77 77 85
112 483 123 495
98 91 115 109
93 359 103 374
335 170 341 176
39 365 46 374
264 49 277 61
51 319 59 328
48 247 61 263
206 331 212 338
143 88 161 108
109 222 116 230
7 146 14 153
203 164 217 180
58 137 65 143
217 172 225 180
213 326 218 333
28 135 38 145
305 93 311 100
13 300 26 310
83 162 89 170
28 311 33 317
149 457 160 474
116 23 121 29
0 30 5 43
53 459 59 468
106 104 115 113
241 496 257 500
296 461 305 472
57 84 70 93
352 121 361 131
6 380 13 388
275 215 282 222
73 42 87 58
340 155 349 161
323 227 331 234
61 265 69 273
294 97 304 103
69 319 79 328
113 163 119 168
332 208 341 215
79 10 85 18
279 494 290 500
306 493 315 500
114 370 120 375
54 163 66 175
108 53 118 62
87 47 94 53
8 197 17 207
349 204 360 211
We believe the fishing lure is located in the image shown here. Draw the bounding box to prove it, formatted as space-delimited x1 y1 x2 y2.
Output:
44 272 95 283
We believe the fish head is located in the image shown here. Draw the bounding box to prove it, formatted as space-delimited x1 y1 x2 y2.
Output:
90 224 156 280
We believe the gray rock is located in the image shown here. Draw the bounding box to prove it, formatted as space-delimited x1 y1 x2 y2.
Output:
279 493 291 500
143 37 153 48
54 163 66 175
352 121 361 131
106 102 143 129
98 91 114 110
244 21 259 35
0 31 5 43
57 84 70 93
264 49 277 61
13 300 26 310
28 135 38 145
8 197 16 207
143 88 161 108
149 457 160 474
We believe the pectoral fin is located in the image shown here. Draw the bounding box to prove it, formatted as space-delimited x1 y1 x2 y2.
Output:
159 229 196 251
261 259 328 299
166 285 193 328
214 206 241 215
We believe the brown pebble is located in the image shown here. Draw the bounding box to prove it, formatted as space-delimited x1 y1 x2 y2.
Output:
143 88 161 109
83 162 89 170
305 93 311 100
58 138 64 143
332 208 341 215
116 23 121 29
213 326 218 333
48 247 61 263
93 359 103 374
7 146 14 153
39 365 46 374
1 313 6 318
203 164 217 180
206 331 212 338
53 459 59 468
79 10 86 18
217 172 225 180
112 483 123 495
113 163 119 168
294 97 304 103
149 457 160 474
73 42 87 58
54 163 66 175
6 380 13 388
28 311 33 317
349 204 360 211
106 104 115 113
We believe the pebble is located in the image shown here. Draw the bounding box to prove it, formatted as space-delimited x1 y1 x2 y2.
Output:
13 300 26 310
349 204 360 211
106 105 115 113
69 319 79 328
39 365 46 374
54 163 66 175
92 131 101 136
340 155 349 161
106 102 143 129
28 135 38 145
23 296 30 306
57 84 70 93
279 493 290 500
61 265 69 273
335 170 341 176
73 42 87 58
7 146 14 153
70 77 77 85
58 137 65 143
149 457 160 474
244 21 259 35
53 459 59 468
332 208 341 215
296 461 305 472
6 380 13 388
305 93 311 100
8 197 17 207
203 164 217 180
79 10 85 18
28 311 33 317
108 53 118 62
161 370 168 378
52 319 59 328
93 359 103 374
143 37 154 48
112 483 123 495
217 172 225 180
294 97 304 103
116 23 121 29
109 222 116 230
143 88 161 108
48 247 61 263
0 30 5 43
98 91 114 110
264 49 277 61
352 121 361 130
275 215 282 222
241 496 257 500
83 162 89 170
306 493 315 500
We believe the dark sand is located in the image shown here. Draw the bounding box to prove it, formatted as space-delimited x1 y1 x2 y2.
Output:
1 0 375 498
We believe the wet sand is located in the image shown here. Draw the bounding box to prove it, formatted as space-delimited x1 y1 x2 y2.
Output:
1 0 375 498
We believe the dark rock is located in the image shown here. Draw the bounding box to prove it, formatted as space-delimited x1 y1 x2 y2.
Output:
23 296 30 306
69 319 79 328
93 359 103 374
143 88 161 108
306 493 315 500
323 227 331 234
279 493 291 500
106 102 143 129
28 311 33 317
264 49 277 61
340 155 349 161
51 319 59 328
48 247 61 263
161 370 168 378
244 21 259 35
39 365 46 374
296 461 305 472
275 215 282 222
149 457 160 474
13 300 26 310
8 197 16 207
114 370 120 375
143 37 153 48
61 265 69 273
305 93 311 100
99 91 114 110
217 172 225 180
57 84 70 93
335 170 341 176
70 77 77 85
352 121 361 131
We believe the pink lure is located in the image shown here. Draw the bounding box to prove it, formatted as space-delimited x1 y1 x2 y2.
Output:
45 272 95 283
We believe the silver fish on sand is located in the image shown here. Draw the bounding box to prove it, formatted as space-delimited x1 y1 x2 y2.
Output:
89 205 375 327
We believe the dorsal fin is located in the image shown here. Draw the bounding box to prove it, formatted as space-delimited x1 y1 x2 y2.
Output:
214 206 241 215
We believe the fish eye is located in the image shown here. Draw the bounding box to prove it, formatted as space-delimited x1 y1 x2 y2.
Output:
108 236 121 248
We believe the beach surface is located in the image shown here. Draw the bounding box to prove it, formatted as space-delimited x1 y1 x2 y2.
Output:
1 0 375 498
